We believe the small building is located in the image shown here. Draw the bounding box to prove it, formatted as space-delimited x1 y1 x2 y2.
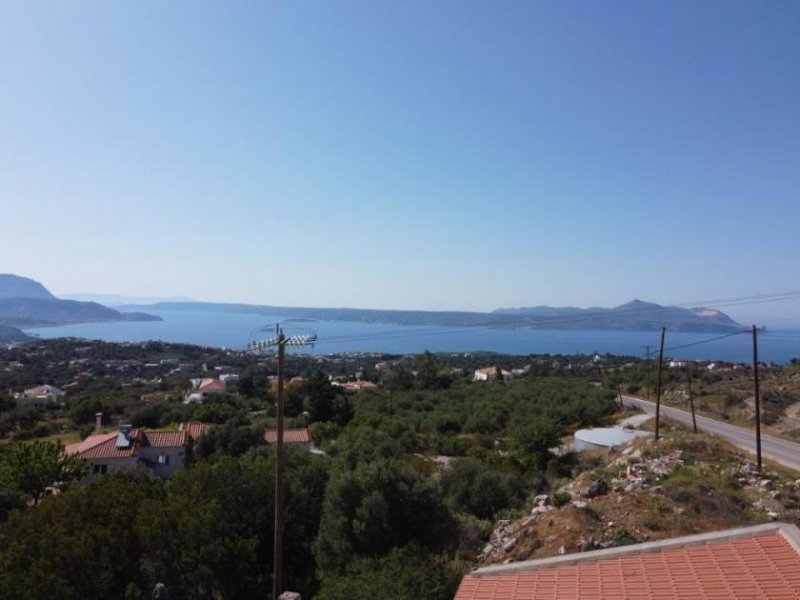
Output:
264 428 313 452
474 367 512 382
454 522 800 600
342 380 379 392
17 384 65 408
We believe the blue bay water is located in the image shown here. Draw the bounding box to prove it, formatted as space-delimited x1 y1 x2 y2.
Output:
24 308 800 363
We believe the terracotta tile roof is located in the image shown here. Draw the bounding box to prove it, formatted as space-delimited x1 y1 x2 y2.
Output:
67 428 193 459
264 428 312 445
454 524 800 600
343 380 379 391
65 432 117 456
198 378 227 393
142 430 187 448
71 430 141 460
180 421 212 441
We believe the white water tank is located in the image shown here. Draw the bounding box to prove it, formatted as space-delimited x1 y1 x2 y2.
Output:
574 427 651 452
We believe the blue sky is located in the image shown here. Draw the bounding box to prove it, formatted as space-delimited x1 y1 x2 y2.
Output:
1 1 798 322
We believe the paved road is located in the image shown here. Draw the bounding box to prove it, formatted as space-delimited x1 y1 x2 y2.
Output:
621 395 800 473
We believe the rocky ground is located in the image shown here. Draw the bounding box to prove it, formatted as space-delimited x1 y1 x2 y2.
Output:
479 428 800 566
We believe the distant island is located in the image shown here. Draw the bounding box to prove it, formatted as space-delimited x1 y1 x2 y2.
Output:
0 274 162 332
117 298 744 333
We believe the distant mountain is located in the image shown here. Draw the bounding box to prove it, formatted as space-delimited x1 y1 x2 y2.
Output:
0 274 162 328
61 293 198 306
119 298 743 333
0 274 55 300
492 299 743 332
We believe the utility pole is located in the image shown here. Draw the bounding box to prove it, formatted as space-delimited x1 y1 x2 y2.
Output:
686 367 697 433
752 325 762 472
251 327 317 600
654 328 665 441
274 326 286 600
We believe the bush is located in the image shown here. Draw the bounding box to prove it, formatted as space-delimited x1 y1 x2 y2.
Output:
610 529 639 546
551 491 571 507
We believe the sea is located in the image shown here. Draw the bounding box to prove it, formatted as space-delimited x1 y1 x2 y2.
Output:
24 307 800 364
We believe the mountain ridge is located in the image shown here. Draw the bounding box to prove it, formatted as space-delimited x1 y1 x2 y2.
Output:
117 299 744 333
0 275 161 328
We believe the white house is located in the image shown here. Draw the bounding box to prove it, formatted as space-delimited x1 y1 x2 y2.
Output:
17 384 65 408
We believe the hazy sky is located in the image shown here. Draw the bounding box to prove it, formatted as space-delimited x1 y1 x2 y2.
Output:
1 1 798 322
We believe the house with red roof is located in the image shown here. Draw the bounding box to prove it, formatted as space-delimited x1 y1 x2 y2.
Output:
341 380 379 392
454 522 800 600
65 421 212 483
264 428 313 451
184 377 228 404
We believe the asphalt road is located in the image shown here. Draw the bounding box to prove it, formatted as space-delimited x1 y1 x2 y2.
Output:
621 395 800 473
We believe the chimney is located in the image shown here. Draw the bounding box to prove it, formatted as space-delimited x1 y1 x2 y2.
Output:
95 412 103 433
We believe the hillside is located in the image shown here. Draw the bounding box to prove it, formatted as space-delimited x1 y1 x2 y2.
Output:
0 274 161 328
478 427 800 567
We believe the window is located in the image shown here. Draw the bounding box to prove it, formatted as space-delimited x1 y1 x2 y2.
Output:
158 454 170 465
92 464 108 474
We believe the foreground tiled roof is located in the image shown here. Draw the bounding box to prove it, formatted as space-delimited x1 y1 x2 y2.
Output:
454 523 800 600
264 428 312 445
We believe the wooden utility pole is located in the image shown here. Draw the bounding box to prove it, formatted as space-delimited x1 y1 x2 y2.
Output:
273 327 286 600
643 345 652 399
752 325 762 472
654 328 665 441
248 326 317 600
686 367 698 433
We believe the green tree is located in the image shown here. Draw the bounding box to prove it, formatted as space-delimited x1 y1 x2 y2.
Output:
440 457 523 520
0 441 86 504
416 351 439 389
0 471 161 600
316 459 456 575
305 371 337 423
316 545 463 600
510 414 564 469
